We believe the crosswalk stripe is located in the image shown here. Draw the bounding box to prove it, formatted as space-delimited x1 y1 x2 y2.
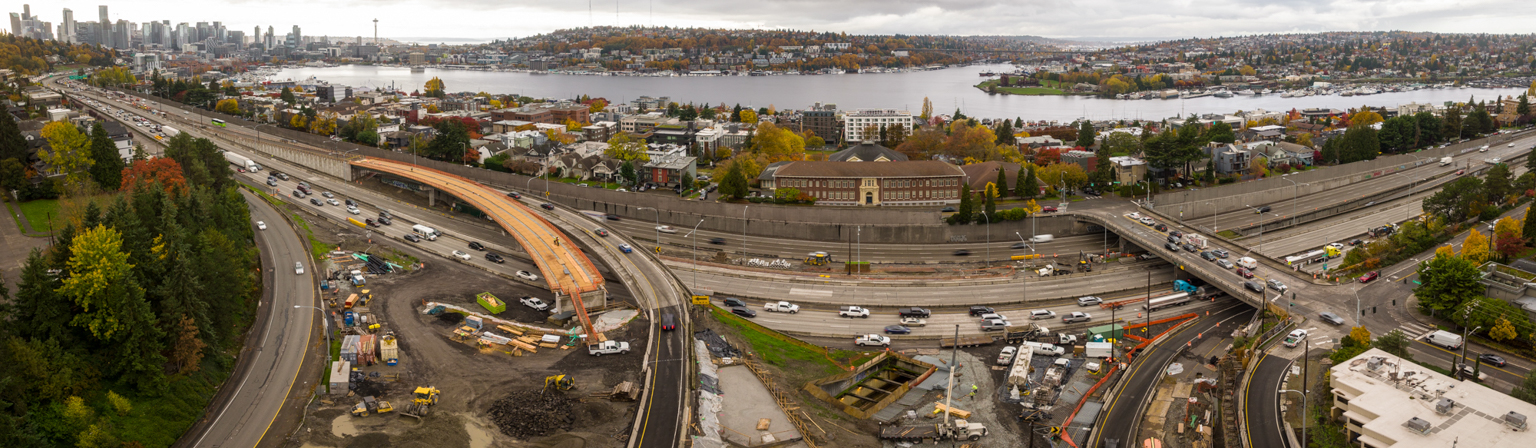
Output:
1397 323 1434 338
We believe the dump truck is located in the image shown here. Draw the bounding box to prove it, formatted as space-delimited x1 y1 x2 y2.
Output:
587 340 631 356
380 332 399 366
879 419 990 442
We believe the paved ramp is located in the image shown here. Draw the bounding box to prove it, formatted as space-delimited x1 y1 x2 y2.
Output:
350 158 604 298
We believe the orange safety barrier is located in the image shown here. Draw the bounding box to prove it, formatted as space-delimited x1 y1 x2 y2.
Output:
1057 363 1121 448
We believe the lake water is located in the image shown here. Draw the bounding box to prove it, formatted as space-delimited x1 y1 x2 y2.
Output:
274 64 1528 122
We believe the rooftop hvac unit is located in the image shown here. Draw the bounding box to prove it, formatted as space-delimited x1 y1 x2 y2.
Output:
1435 398 1455 415
1405 417 1432 433
1367 356 1384 370
1505 411 1528 430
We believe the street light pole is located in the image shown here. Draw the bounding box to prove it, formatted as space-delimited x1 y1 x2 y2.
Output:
1458 325 1481 380
1282 178 1299 227
639 207 660 251
1206 201 1217 234
685 218 705 290
741 205 749 256
294 305 332 376
979 211 990 266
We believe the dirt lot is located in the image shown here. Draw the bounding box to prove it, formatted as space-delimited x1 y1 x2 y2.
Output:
285 214 648 448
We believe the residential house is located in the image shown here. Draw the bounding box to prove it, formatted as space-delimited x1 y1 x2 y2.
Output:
640 146 697 188
958 161 1020 193
1108 156 1147 185
1214 144 1252 175
582 121 618 143
1061 150 1097 173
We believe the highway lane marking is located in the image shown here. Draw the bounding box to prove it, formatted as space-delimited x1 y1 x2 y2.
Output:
789 288 833 297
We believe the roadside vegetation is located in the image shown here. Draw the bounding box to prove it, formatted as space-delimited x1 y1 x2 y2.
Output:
0 131 261 447
709 306 878 384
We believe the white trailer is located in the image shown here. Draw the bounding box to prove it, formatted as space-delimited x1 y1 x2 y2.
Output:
161 125 180 138
412 224 441 241
223 151 259 172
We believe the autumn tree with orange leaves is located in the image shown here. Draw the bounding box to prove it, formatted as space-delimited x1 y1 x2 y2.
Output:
121 158 188 195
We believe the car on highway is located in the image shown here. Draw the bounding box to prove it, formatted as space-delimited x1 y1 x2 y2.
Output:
1154 224 1168 232
730 307 757 318
618 244 634 253
377 216 392 225
1216 259 1234 269
1212 249 1229 258
452 250 472 260
1029 310 1056 320
969 306 995 316
256 221 267 230
515 270 540 281
661 313 676 331
266 177 277 186
1244 280 1264 292
709 237 726 245
1236 268 1254 278
1139 217 1155 226
540 203 555 210
506 191 522 199
1167 235 1180 244
485 253 505 264
1267 279 1288 292
1127 212 1141 220
657 225 678 234
1077 296 1103 306
1348 239 1364 246
294 262 304 274
276 173 290 181
468 241 486 251
292 190 304 198
1479 353 1507 367
520 296 550 311
941 206 957 213
1165 242 1180 252
997 346 1019 365
1319 312 1346 326
347 206 361 215
899 307 932 318
404 234 421 243
1283 329 1308 348
321 191 334 198
1169 230 1183 238
326 198 341 206
884 325 912 335
594 228 609 237
309 198 322 206
1182 243 1198 252
1041 206 1058 213
1201 251 1217 261
1358 271 1380 283
605 214 621 221
1254 205 1271 214
981 318 1010 331
1011 242 1030 249
1062 312 1092 323
953 249 972 256
722 297 748 308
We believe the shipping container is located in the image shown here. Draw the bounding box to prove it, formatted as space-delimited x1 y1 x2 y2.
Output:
380 333 400 366
328 361 350 394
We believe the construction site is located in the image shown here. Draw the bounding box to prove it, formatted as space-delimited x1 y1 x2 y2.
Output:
284 213 648 448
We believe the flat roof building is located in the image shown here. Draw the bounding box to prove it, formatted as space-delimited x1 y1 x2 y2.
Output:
1330 348 1535 447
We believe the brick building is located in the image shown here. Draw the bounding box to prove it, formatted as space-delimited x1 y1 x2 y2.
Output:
758 160 964 207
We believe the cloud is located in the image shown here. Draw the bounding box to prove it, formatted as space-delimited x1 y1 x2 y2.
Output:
39 0 1536 40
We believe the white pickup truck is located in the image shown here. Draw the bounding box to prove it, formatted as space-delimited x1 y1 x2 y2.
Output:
856 334 891 347
764 301 800 313
839 306 871 318
520 296 550 311
587 340 631 356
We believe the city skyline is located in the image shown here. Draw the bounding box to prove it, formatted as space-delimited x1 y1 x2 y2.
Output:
7 0 1536 44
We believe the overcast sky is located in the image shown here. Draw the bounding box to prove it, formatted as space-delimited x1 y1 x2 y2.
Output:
20 0 1536 43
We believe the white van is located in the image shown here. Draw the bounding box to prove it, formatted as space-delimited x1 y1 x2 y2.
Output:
1426 330 1463 349
1030 234 1055 243
1236 257 1259 270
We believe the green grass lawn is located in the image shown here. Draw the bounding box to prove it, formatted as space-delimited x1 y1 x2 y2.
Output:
710 306 846 379
18 199 62 232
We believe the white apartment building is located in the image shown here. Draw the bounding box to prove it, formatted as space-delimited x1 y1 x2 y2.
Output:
1330 348 1534 447
841 109 913 144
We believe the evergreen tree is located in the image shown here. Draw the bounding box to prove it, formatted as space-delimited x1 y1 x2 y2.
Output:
1019 167 1039 198
1518 94 1531 117
720 163 749 200
995 120 1014 146
1524 205 1536 245
1077 121 1097 147
995 167 1010 198
279 87 295 105
87 122 124 190
0 111 28 163
954 183 974 224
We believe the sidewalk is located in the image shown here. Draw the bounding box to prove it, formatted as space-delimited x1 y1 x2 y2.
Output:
0 199 49 292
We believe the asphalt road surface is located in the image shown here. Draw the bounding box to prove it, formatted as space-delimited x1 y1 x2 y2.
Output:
1245 354 1295 448
187 190 315 447
1092 304 1254 448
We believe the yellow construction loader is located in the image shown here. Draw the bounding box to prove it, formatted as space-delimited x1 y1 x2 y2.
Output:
399 386 439 420
545 374 575 392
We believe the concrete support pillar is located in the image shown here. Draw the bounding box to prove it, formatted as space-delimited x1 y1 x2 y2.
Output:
429 189 436 207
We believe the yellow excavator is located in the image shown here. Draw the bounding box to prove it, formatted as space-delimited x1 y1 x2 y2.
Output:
545 375 575 392
351 396 393 417
399 386 439 420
